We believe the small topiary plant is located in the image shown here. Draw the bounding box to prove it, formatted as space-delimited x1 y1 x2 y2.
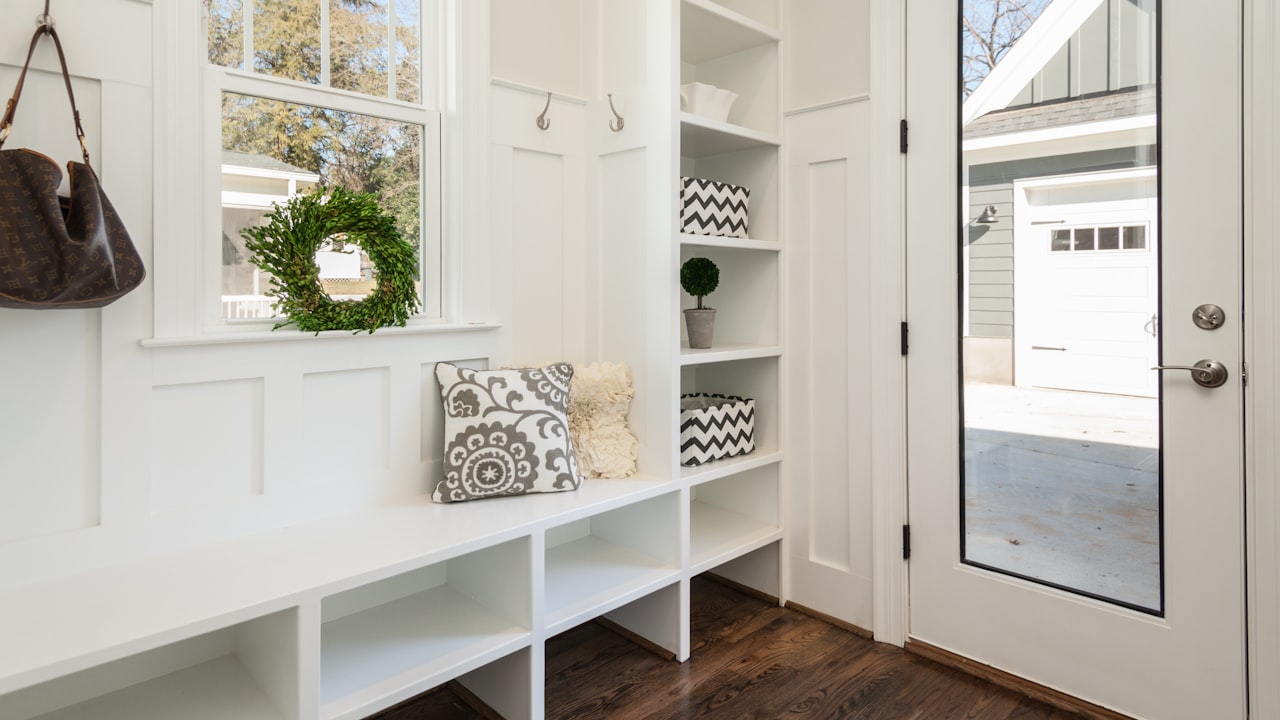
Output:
680 257 719 310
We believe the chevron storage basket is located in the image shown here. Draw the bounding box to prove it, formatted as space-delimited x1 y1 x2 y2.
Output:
680 177 749 238
679 393 755 466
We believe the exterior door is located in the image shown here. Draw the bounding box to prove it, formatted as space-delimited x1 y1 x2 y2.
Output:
906 3 1246 719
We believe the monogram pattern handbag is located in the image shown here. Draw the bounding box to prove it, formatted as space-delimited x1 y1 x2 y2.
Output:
0 20 145 309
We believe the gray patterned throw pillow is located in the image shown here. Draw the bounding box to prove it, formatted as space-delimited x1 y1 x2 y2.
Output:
434 362 582 503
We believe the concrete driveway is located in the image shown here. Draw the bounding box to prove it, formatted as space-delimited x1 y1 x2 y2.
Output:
962 382 1160 610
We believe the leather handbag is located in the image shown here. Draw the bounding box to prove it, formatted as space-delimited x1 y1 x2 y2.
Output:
0 21 145 309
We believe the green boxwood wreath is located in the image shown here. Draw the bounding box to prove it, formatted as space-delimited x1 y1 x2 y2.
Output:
241 187 421 334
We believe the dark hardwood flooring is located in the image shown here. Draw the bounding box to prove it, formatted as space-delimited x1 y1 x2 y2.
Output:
373 576 1085 720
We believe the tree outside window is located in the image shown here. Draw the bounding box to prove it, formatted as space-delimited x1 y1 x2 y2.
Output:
207 0 431 321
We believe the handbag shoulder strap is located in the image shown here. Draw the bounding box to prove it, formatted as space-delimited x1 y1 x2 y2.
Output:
0 22 91 166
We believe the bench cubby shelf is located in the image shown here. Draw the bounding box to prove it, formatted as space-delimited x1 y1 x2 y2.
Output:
689 465 783 575
0 476 691 720
319 539 532 720
544 493 682 634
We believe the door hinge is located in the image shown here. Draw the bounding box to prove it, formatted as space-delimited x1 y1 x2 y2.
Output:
1242 361 1248 386
900 321 909 356
903 525 911 560
899 119 909 154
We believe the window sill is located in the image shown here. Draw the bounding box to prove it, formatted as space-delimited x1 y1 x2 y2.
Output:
139 322 501 349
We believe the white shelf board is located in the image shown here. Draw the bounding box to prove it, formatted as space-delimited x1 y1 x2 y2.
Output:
689 501 783 576
679 233 780 252
680 113 780 157
544 535 679 634
680 0 780 63
30 656 283 720
320 585 529 720
679 344 782 366
680 449 782 485
0 474 672 696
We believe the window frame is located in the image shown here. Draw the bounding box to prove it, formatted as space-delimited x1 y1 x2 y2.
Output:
151 0 487 341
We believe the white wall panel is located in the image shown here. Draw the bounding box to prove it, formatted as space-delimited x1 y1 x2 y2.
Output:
0 312 101 545
511 149 569 363
598 147 660 471
806 159 852 573
303 368 391 480
150 379 264 514
785 100 874 629
491 0 584 96
491 84 588 367
785 0 870 110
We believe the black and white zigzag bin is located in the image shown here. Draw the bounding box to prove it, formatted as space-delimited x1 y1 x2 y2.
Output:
679 393 755 467
680 176 749 238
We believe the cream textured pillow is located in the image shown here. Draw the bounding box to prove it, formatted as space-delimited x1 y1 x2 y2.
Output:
434 362 581 502
568 361 638 479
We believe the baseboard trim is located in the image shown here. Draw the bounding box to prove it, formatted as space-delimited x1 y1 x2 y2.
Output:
783 601 875 640
905 639 1136 720
445 680 505 720
701 572 781 606
593 617 678 661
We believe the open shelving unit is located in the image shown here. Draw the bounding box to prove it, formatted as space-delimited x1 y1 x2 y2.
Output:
675 0 785 594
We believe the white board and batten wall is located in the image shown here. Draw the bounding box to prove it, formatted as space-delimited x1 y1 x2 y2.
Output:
0 1 749 719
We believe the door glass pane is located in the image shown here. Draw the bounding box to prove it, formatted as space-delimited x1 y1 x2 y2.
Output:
960 0 1161 613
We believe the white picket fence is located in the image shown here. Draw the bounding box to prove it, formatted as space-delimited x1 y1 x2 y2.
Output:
221 295 279 320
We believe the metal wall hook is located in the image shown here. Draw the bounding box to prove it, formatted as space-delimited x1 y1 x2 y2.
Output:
535 91 551 131
607 93 624 132
36 0 54 33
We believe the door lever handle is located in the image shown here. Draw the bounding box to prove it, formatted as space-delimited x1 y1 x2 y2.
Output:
1152 359 1228 388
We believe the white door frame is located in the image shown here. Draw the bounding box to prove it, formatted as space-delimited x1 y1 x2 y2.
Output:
1245 1 1280 716
867 0 909 646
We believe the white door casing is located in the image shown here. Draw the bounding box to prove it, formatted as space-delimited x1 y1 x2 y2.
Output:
906 3 1246 719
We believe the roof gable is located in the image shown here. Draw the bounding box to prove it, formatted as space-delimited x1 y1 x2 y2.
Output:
962 0 1105 126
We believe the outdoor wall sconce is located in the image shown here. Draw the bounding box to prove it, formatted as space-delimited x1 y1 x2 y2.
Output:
973 205 999 224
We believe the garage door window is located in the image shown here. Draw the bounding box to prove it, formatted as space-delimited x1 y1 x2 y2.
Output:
1051 225 1148 253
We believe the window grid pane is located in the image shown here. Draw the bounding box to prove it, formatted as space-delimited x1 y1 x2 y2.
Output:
207 0 425 105
219 92 423 321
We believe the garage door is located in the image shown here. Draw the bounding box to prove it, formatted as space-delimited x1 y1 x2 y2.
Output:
1014 172 1159 397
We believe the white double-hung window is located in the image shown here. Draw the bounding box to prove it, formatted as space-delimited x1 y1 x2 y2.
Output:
185 0 442 329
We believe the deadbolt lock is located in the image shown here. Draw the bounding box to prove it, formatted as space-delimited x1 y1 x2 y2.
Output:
1192 304 1226 330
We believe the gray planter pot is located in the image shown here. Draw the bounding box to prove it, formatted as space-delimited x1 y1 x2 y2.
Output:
683 308 717 349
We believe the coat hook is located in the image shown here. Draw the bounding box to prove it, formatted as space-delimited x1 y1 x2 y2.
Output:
36 0 54 33
607 93 625 132
536 91 552 131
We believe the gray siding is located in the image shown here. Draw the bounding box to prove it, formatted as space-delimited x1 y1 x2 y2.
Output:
966 186 1014 339
1017 0 1156 106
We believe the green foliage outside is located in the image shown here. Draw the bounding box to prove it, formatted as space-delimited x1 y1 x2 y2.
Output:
209 0 424 249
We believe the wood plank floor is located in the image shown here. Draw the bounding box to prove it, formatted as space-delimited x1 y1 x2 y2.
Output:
373 576 1085 719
